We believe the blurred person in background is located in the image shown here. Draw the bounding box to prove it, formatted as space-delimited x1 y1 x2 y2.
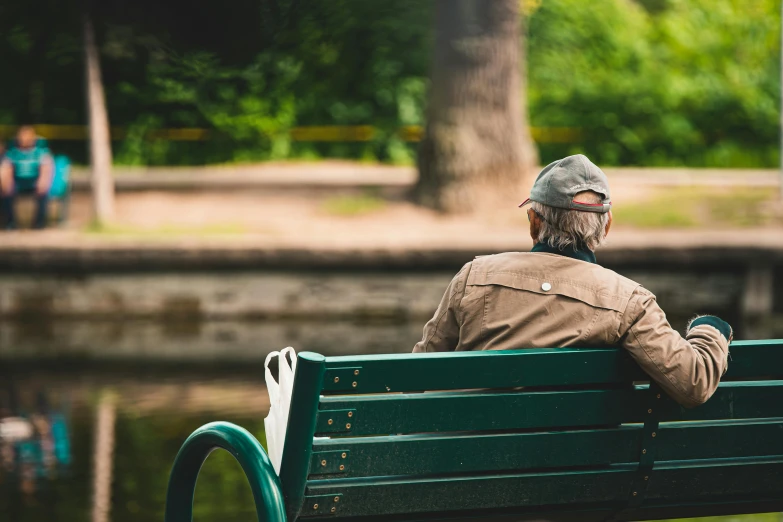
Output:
414 154 733 408
0 125 52 230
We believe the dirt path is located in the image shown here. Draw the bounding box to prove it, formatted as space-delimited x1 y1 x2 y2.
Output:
3 162 782 252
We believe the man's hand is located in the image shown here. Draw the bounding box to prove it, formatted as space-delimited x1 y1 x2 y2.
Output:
35 177 49 196
687 315 733 343
0 159 14 196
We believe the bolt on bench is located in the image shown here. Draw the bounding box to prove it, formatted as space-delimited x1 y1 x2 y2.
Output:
165 340 783 522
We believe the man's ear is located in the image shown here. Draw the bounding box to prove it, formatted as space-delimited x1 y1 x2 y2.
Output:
528 209 542 243
605 211 613 238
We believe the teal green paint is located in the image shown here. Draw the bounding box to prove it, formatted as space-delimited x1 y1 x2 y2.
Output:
309 420 783 479
319 341 783 395
311 428 642 478
316 382 783 436
656 420 783 461
165 340 783 522
304 468 636 517
164 421 286 522
278 351 325 522
301 461 783 519
323 347 646 393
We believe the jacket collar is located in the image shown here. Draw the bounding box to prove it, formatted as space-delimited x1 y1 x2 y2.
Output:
531 242 597 264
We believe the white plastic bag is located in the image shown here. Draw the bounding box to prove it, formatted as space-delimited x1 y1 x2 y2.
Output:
264 346 297 474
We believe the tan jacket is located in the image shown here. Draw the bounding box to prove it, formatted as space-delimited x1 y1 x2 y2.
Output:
413 251 730 407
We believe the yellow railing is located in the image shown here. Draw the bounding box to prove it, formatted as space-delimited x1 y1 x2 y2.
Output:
0 124 581 144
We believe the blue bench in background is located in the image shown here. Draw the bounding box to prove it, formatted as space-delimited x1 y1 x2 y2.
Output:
49 154 71 224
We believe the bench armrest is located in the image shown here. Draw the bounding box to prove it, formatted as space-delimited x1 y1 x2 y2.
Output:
165 421 287 522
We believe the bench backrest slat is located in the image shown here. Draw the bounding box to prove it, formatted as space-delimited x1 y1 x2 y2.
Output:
310 428 641 478
321 340 783 396
648 460 783 502
278 341 783 522
656 419 783 461
308 419 783 480
302 461 783 519
315 381 783 437
322 347 644 393
305 468 636 518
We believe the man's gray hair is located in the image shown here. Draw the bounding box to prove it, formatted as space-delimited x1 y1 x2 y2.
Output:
530 191 610 251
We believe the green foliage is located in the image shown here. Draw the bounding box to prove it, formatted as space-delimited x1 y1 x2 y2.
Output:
105 0 432 165
528 0 781 167
111 412 267 522
1 0 780 167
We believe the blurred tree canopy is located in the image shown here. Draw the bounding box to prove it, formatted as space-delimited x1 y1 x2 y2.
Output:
0 0 779 167
528 0 781 168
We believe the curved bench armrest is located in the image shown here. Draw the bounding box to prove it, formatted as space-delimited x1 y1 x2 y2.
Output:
165 421 287 522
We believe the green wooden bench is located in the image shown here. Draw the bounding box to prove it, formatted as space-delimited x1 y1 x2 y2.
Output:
165 340 783 522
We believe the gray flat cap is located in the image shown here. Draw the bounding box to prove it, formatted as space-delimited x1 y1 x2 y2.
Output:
519 154 611 213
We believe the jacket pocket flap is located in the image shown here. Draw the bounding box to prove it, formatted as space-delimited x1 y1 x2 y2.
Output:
468 270 630 312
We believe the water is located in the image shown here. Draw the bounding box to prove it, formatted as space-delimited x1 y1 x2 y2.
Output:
0 318 419 522
1 366 275 521
1 313 781 522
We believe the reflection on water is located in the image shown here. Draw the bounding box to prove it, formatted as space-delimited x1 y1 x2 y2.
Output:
1 319 781 522
0 373 267 522
0 391 71 499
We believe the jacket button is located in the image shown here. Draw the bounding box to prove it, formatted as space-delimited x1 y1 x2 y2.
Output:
541 282 552 291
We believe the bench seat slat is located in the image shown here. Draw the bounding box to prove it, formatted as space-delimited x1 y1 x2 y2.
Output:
309 420 783 479
302 461 783 519
304 467 635 518
317 382 783 436
317 341 783 395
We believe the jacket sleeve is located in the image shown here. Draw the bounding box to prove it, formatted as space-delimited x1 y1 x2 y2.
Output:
620 288 730 408
413 262 471 353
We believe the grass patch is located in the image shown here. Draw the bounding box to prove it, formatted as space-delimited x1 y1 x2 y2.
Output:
664 515 783 522
613 205 698 228
613 187 779 228
703 188 774 227
85 223 247 238
322 194 387 216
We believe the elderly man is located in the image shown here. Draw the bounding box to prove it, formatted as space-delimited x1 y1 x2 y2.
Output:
413 154 731 408
0 125 53 229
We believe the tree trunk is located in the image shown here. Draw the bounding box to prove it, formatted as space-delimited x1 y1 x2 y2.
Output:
416 0 538 213
779 0 783 201
83 14 115 224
